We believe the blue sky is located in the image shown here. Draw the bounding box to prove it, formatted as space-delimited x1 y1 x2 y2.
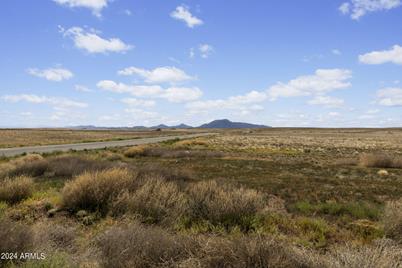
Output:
0 0 401 127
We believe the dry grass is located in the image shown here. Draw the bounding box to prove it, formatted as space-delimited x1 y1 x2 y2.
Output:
0 128 192 148
324 239 402 268
186 180 267 228
112 176 188 224
0 176 34 204
359 153 402 168
383 198 402 242
0 154 48 178
61 168 138 214
193 235 308 268
0 219 33 266
96 222 195 268
47 155 114 177
124 145 147 157
173 138 209 149
137 165 193 182
2 129 402 266
95 222 310 268
124 146 223 159
33 221 77 252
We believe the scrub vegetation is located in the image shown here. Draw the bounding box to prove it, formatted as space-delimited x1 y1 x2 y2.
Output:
0 128 402 267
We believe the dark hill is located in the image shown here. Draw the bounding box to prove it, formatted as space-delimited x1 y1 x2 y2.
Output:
198 119 270 129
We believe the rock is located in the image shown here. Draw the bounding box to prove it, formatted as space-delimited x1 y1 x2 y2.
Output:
76 210 88 218
47 208 57 218
378 169 389 176
82 215 95 226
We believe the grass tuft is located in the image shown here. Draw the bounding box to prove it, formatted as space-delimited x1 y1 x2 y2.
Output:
359 153 402 169
61 168 137 215
0 176 34 204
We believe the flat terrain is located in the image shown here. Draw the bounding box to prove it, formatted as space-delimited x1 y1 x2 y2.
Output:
0 128 200 148
0 128 401 267
0 133 214 157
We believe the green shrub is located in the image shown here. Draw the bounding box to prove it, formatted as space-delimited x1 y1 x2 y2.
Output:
293 201 381 220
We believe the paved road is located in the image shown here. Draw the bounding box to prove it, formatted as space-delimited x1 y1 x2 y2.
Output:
0 133 215 157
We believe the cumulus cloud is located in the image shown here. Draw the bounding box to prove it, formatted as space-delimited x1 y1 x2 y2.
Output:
267 69 352 100
61 27 133 54
186 90 267 114
124 108 159 120
97 80 202 103
27 68 73 81
359 45 402 65
121 98 155 107
74 84 92 92
170 5 203 28
339 0 401 20
199 44 214 58
308 96 345 108
53 0 110 17
97 80 163 96
185 69 351 117
1 94 88 109
161 87 203 103
118 66 194 84
377 87 402 106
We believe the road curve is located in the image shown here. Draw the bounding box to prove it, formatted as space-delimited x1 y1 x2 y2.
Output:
0 133 215 157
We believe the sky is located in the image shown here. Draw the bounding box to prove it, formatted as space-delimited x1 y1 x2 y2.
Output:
0 0 401 128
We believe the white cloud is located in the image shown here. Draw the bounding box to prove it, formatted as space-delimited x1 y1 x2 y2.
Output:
339 2 351 14
97 80 163 96
267 69 352 100
377 87 402 106
359 45 402 65
199 44 214 58
118 66 194 84
53 0 110 17
367 109 380 114
189 48 195 58
75 84 92 92
124 108 159 120
121 98 155 107
97 80 202 103
62 27 133 54
1 94 88 109
328 112 341 117
186 90 267 114
27 68 73 81
308 96 345 108
170 5 203 28
339 0 401 20
161 87 203 103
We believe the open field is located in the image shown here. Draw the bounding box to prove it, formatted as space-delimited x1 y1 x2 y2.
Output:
0 129 201 148
0 128 402 267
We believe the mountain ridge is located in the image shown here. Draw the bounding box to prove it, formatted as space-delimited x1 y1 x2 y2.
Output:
70 119 270 130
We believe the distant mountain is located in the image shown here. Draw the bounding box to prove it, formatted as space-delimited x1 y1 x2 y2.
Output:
198 119 270 129
69 120 269 130
150 123 193 129
150 124 170 129
171 123 193 129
